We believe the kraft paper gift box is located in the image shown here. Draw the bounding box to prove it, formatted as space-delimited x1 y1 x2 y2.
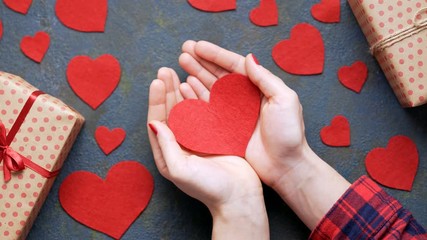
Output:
0 71 84 239
348 0 427 107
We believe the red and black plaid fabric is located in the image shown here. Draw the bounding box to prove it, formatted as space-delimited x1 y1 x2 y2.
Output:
310 175 427 239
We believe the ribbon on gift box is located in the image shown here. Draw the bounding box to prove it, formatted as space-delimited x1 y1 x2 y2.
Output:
0 90 60 182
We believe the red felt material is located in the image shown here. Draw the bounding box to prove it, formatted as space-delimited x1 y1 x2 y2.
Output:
320 115 350 147
55 0 107 32
249 0 278 27
3 0 32 14
365 136 419 191
311 0 340 23
66 54 121 109
95 126 126 155
187 0 236 12
59 161 154 239
0 20 3 40
272 23 324 75
169 73 260 157
20 31 50 63
338 61 368 93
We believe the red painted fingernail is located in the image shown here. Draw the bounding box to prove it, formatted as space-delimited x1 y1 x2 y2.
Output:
148 123 158 135
252 54 260 65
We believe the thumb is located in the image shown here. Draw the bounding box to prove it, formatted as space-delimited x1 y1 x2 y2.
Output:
149 120 184 168
245 54 293 99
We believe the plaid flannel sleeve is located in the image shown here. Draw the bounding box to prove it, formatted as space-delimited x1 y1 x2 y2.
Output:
309 175 427 240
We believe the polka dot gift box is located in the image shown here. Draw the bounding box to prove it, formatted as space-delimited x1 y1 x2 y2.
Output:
348 0 427 107
0 71 84 239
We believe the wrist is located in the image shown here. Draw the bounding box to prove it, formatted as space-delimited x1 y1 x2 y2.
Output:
209 193 269 240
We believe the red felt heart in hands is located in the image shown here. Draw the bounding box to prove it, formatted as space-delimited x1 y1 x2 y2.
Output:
3 0 32 14
320 115 350 147
187 0 236 12
338 61 368 93
66 54 121 109
311 0 340 23
95 126 126 155
272 23 325 75
249 0 278 27
20 31 50 63
365 136 418 191
55 0 107 32
59 161 154 239
169 73 260 157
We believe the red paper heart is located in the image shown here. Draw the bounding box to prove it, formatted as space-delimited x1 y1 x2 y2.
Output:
59 161 154 239
169 73 260 157
66 54 121 109
338 61 368 93
55 0 107 32
20 31 50 63
272 23 325 75
320 115 350 147
365 136 418 191
187 0 236 12
0 20 3 40
249 0 278 27
311 0 340 23
3 0 32 14
95 126 126 155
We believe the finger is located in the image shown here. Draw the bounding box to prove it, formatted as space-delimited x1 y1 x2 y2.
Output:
194 41 246 75
187 75 210 102
180 82 198 99
169 68 184 103
245 54 295 99
182 40 230 81
147 80 170 178
179 53 218 89
149 120 186 179
157 67 177 118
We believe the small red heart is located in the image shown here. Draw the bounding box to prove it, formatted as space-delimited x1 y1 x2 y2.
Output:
272 23 325 75
320 115 350 147
55 0 107 32
66 54 121 109
169 73 260 157
20 31 50 63
338 61 368 93
311 0 340 23
0 20 3 40
249 0 278 27
3 0 32 14
59 161 154 239
365 136 418 191
187 0 236 12
95 126 126 155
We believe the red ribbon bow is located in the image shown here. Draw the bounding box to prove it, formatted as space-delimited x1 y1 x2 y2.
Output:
0 122 26 182
0 90 60 182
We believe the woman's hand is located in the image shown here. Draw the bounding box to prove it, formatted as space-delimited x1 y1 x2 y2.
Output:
147 67 269 239
179 40 350 230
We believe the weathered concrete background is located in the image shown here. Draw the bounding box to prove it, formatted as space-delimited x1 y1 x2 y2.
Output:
0 0 426 239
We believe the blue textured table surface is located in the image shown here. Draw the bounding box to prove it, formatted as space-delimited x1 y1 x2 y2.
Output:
1 1 426 239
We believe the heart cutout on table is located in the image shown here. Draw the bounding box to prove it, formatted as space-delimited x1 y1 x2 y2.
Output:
187 0 236 12
249 0 278 27
95 126 126 155
20 31 50 63
272 23 324 75
55 0 107 32
338 61 368 93
365 136 418 191
59 161 154 239
311 0 340 23
320 115 350 147
66 54 121 109
169 73 260 157
3 0 32 14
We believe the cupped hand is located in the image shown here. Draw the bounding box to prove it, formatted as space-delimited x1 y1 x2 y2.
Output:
147 67 268 239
